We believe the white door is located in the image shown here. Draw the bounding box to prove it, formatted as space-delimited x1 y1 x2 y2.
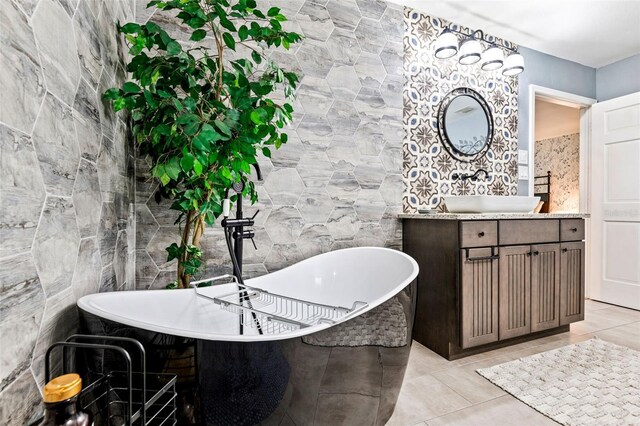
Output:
590 92 640 310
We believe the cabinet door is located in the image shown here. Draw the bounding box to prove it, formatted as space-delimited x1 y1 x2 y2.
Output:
531 243 561 332
460 248 499 348
499 245 531 339
560 242 586 325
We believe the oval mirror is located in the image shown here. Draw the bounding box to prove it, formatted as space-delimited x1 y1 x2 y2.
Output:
437 88 493 162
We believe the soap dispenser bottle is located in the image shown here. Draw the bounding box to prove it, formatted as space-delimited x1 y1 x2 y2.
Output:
39 373 92 426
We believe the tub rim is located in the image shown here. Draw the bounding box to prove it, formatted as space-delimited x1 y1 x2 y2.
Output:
77 247 419 342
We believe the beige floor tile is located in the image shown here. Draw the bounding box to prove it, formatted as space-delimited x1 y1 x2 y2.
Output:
430 356 510 404
507 333 594 359
425 395 557 426
584 298 615 311
571 306 640 335
594 321 640 351
404 342 454 378
396 303 640 425
386 374 471 426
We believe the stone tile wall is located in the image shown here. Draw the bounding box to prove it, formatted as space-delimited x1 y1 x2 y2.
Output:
0 0 134 423
135 0 405 289
403 11 519 212
534 133 580 213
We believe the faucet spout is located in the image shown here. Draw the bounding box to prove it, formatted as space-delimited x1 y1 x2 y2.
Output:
253 163 263 181
452 169 491 182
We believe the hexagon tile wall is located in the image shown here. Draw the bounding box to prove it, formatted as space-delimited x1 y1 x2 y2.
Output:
0 0 135 423
135 0 406 289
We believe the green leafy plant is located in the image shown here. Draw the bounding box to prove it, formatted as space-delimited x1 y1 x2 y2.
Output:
103 0 302 288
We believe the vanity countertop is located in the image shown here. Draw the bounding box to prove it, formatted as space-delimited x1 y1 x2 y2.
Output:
399 212 590 220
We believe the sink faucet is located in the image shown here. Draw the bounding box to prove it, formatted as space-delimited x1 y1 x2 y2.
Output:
452 169 490 182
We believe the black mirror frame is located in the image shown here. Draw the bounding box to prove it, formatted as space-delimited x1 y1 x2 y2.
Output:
437 87 494 163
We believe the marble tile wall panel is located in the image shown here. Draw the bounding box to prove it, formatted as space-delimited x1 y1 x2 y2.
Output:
0 0 134 422
403 11 519 211
534 133 580 213
134 0 405 289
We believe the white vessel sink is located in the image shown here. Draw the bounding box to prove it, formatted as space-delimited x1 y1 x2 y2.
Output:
443 195 541 213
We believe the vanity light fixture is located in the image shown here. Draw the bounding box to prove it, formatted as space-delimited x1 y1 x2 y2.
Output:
433 28 459 59
481 47 504 71
458 38 482 65
433 27 524 76
502 52 525 76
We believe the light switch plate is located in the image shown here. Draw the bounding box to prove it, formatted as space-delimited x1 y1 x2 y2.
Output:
518 165 529 180
518 149 528 165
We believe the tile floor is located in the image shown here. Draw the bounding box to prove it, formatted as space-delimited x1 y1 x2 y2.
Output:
388 300 640 425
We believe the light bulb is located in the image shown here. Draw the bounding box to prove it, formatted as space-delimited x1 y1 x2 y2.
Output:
434 30 458 59
458 39 482 65
481 47 504 71
502 52 525 76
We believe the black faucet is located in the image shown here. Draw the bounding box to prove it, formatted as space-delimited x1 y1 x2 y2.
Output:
452 169 490 182
221 163 263 334
221 163 262 282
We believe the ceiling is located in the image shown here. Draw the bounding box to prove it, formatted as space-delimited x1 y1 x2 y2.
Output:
535 99 580 140
395 0 640 68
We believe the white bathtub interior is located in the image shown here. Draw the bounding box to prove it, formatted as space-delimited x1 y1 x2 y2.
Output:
77 247 419 342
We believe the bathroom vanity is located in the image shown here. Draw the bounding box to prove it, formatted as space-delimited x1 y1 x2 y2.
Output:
401 213 589 360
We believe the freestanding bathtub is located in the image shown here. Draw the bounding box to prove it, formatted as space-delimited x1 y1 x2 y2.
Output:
78 247 419 425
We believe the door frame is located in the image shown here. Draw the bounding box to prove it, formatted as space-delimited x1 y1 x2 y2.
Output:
527 84 596 295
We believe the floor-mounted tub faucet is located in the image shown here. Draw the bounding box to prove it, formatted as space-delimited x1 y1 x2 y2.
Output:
452 168 491 182
221 163 263 334
221 163 263 283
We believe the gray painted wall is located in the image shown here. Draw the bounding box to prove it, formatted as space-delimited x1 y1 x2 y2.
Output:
0 0 135 423
516 47 596 194
596 54 640 101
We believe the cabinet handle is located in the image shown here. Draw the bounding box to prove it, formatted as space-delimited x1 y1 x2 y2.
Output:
478 231 485 237
465 247 498 262
467 254 499 261
532 251 540 256
571 227 578 232
562 248 568 253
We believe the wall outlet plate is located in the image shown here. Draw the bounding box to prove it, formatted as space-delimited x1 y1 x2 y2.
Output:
518 149 529 165
518 165 529 180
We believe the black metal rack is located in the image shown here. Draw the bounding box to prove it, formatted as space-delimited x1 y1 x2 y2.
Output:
43 335 177 426
534 170 552 213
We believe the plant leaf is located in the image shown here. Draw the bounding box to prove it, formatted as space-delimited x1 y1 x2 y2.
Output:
222 33 235 50
167 40 182 55
123 82 141 93
190 29 207 41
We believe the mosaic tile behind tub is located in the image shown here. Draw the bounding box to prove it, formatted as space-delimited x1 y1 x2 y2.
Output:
534 133 580 212
402 10 519 212
134 0 405 289
0 1 135 423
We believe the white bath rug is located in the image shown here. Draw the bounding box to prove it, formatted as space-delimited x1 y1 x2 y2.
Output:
477 338 640 426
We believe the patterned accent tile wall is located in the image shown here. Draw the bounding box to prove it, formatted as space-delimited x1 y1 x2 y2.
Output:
534 133 580 213
403 10 519 212
0 1 134 423
135 0 405 289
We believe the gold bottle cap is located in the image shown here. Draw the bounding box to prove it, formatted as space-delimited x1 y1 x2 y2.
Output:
43 374 82 403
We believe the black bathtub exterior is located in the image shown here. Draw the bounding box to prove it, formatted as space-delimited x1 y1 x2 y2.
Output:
78 280 416 425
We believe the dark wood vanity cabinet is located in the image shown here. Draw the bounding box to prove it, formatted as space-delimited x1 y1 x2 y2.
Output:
403 216 586 360
559 241 586 325
460 247 499 348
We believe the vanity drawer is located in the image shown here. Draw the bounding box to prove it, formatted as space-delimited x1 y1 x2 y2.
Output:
460 221 498 248
499 220 559 245
560 219 585 241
